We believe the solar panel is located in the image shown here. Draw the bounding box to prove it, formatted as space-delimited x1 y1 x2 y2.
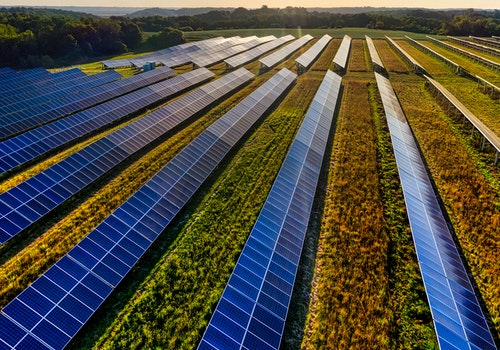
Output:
0 68 296 350
259 35 313 70
0 68 254 245
295 34 332 73
406 36 467 76
427 36 500 71
332 35 352 71
0 70 122 114
365 36 385 72
385 36 426 74
0 68 51 92
1 68 86 99
0 67 173 140
198 70 342 350
0 68 213 174
374 72 497 350
192 37 275 68
224 35 291 69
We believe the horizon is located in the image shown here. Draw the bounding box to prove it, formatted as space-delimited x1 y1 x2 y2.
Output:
1 2 498 11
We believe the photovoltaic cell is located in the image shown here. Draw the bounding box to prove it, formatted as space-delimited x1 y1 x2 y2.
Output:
0 68 254 245
0 68 295 350
374 72 496 350
259 35 313 69
0 68 213 174
198 70 342 350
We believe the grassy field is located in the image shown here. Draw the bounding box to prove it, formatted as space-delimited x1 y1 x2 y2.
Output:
1 30 500 349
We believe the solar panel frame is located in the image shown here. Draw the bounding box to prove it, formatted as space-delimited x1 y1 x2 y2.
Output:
374 72 497 350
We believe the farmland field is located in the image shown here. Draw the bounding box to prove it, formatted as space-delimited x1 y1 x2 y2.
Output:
1 31 499 349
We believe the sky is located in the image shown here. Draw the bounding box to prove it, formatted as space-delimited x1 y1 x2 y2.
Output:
1 0 498 9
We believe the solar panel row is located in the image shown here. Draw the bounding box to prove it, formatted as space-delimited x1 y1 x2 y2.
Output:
374 72 497 350
385 36 426 74
0 68 296 350
295 34 332 73
332 34 352 71
101 36 227 69
199 70 342 350
0 69 122 116
0 68 254 245
406 36 467 76
224 35 292 69
1 68 87 101
470 36 500 49
0 67 174 140
155 36 259 69
192 37 275 68
448 36 500 57
426 36 500 71
0 68 214 175
0 68 52 92
365 35 385 72
424 75 500 164
259 35 314 70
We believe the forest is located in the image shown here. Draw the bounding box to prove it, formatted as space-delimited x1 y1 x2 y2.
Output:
0 6 499 68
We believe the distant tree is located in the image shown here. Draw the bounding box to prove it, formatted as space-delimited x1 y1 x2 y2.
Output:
120 21 142 49
144 26 184 50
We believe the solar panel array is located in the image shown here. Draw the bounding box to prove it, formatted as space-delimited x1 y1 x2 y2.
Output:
0 68 296 350
198 70 342 350
0 68 213 174
295 34 332 73
0 70 122 117
0 68 255 245
425 74 500 164
0 67 174 140
365 35 385 72
0 68 50 90
259 35 313 70
101 36 227 69
374 72 497 350
406 36 468 76
192 37 274 68
470 36 500 49
448 36 500 57
0 68 89 105
0 69 85 98
426 36 500 71
332 35 352 71
224 35 292 69
385 36 426 74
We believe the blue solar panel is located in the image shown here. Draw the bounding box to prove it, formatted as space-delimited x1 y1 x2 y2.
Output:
259 35 313 70
0 68 212 174
198 70 342 350
0 68 85 99
0 68 296 350
0 69 122 119
374 72 497 350
0 68 255 245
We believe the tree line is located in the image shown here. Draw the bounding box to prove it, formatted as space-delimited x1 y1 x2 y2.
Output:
0 6 499 68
